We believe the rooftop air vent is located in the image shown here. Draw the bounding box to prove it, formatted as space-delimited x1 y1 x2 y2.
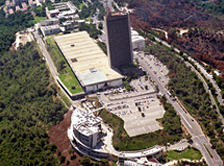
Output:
71 58 77 63
90 68 97 73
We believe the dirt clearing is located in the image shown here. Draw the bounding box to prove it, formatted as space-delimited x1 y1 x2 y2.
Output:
48 107 81 166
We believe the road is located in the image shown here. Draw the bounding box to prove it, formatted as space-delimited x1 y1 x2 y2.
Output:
33 30 59 76
188 56 223 105
153 35 223 105
185 61 224 126
135 52 223 166
151 28 168 39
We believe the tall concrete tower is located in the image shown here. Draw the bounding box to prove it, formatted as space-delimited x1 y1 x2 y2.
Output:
104 11 133 69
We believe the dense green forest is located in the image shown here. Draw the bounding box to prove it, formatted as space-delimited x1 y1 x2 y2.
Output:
0 0 4 6
78 0 105 20
0 43 67 165
195 0 224 15
79 23 102 39
0 9 34 53
97 41 107 54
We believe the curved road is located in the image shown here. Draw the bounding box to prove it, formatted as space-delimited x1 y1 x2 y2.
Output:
153 35 223 106
135 52 223 166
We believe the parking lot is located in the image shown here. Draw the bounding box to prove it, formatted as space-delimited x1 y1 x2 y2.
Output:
106 77 156 101
130 76 155 92
97 55 168 137
136 52 170 85
100 90 165 137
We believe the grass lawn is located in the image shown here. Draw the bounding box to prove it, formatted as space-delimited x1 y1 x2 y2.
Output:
79 3 85 10
46 36 83 94
46 36 66 74
167 147 202 161
59 70 83 94
98 108 181 151
31 16 46 24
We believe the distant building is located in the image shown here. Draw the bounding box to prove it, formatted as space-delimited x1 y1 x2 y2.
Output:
6 1 15 10
49 9 60 17
40 25 61 36
12 0 18 6
13 0 27 6
8 8 14 14
21 2 28 10
63 20 78 30
40 18 59 26
131 29 145 51
77 20 85 27
5 0 28 14
28 0 36 8
104 11 133 69
58 14 79 21
53 2 69 11
15 5 20 11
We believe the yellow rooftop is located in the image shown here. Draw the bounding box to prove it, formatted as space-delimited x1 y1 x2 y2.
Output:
54 31 124 86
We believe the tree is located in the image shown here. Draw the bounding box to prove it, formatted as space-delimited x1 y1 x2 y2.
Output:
99 159 109 166
68 148 76 159
0 43 66 165
186 133 192 141
180 50 183 56
59 155 66 164
145 75 148 80
98 23 103 30
58 60 65 71
80 155 91 166
145 85 148 90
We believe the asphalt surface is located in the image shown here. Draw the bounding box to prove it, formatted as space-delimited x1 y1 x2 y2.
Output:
154 36 224 106
33 31 59 76
100 87 164 136
185 61 224 126
135 52 223 166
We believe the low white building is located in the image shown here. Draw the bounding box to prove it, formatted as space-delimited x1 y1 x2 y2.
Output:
77 20 85 27
40 25 60 36
49 9 60 17
131 29 145 51
40 18 59 26
63 20 78 30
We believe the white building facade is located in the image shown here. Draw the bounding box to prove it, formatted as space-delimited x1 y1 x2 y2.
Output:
68 108 164 164
131 29 145 51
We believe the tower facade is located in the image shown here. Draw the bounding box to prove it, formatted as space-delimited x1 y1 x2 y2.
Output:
105 12 133 68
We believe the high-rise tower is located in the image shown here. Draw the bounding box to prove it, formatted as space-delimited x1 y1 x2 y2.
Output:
104 11 133 68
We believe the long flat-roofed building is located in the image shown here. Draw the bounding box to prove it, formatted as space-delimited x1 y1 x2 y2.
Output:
54 31 124 92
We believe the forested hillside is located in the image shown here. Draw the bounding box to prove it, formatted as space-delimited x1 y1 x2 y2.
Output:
115 0 224 73
0 9 34 53
144 41 224 161
0 43 67 165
